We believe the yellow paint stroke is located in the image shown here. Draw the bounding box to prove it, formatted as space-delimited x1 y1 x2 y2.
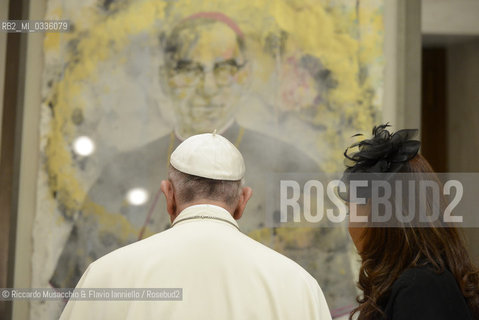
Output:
44 0 383 235
248 226 315 252
82 199 147 240
45 0 167 218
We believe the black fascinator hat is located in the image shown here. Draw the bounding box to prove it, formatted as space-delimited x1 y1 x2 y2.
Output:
340 124 421 200
344 123 420 174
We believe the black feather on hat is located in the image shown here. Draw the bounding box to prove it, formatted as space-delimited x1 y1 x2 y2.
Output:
340 124 421 200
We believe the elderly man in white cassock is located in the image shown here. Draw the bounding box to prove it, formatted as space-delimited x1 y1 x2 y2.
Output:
60 132 332 320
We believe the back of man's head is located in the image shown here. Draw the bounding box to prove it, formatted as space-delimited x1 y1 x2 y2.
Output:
167 165 243 208
160 132 252 221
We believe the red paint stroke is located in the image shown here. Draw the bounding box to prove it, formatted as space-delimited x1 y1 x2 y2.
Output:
184 11 244 39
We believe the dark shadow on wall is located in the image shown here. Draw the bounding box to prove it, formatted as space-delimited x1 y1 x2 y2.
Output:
421 47 447 172
0 0 30 319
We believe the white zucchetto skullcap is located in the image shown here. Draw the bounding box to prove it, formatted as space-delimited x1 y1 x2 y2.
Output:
170 132 245 181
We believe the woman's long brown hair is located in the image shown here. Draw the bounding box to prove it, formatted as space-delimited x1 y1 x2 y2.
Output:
350 154 479 319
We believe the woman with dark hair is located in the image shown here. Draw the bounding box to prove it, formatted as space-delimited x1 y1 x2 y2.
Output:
342 124 479 320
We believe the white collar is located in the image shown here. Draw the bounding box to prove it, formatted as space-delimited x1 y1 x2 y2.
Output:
171 204 239 231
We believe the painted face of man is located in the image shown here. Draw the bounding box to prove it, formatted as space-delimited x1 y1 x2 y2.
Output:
163 19 249 138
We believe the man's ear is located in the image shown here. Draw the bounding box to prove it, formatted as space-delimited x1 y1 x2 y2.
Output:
160 180 177 222
233 187 252 220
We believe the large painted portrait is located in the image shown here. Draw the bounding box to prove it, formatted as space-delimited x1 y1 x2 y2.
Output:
33 0 383 318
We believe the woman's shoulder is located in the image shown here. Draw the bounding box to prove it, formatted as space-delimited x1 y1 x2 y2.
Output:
383 265 474 319
393 264 455 290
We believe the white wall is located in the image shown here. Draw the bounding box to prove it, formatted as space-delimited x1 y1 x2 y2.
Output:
383 0 422 131
422 0 479 35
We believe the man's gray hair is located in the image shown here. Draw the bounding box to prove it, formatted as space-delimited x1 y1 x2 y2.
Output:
168 166 244 207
